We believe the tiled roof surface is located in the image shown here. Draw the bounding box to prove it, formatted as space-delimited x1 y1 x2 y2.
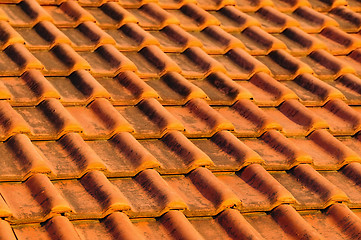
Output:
1 0 361 239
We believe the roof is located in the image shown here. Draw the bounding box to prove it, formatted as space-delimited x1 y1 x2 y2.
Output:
0 0 361 239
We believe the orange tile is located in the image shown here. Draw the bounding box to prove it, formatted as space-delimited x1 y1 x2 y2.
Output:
0 21 25 50
284 73 345 106
218 164 296 211
290 6 339 33
149 72 208 105
272 0 311 12
328 6 361 32
215 99 281 137
307 0 348 12
166 98 234 137
233 0 273 12
32 44 90 76
211 6 261 32
256 49 313 80
18 21 71 50
86 132 160 176
238 72 297 106
2 0 52 27
243 130 312 170
124 46 181 78
214 48 270 79
116 98 184 138
194 71 252 105
232 26 287 55
0 220 16 240
195 0 235 11
106 23 159 51
102 212 145 239
167 3 220 31
85 3 137 29
127 3 179 30
248 6 300 33
68 98 134 139
272 164 349 209
44 1 96 27
150 24 202 52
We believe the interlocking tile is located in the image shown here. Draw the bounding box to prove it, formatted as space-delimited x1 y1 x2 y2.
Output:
328 6 361 32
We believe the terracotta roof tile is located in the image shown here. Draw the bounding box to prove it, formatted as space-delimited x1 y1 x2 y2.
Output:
1 0 361 238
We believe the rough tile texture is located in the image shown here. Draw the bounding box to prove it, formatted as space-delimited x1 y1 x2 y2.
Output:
0 0 361 239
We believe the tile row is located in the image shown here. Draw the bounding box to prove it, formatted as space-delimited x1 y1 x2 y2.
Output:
3 70 361 107
1 0 361 33
1 163 361 222
3 127 361 179
0 203 360 239
0 203 359 239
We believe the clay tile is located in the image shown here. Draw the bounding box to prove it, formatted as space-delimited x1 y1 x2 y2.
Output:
295 73 345 103
0 21 25 50
261 130 312 167
136 169 188 211
59 1 96 25
226 48 271 78
19 0 53 24
161 24 203 51
232 99 282 134
241 164 296 206
217 209 263 239
116 71 159 101
139 45 181 76
279 99 329 134
139 3 180 29
0 220 16 240
34 21 71 48
235 0 274 12
342 162 361 185
207 72 253 102
321 26 361 54
100 2 138 27
59 133 107 175
0 195 11 218
26 174 73 216
88 98 134 134
45 216 81 240
104 212 145 240
267 49 313 79
5 43 44 72
186 98 234 133
324 99 361 134
138 98 185 135
180 3 220 30
39 98 83 137
181 47 227 77
271 204 323 239
211 130 264 167
78 21 116 48
243 26 287 54
282 27 327 55
162 131 214 171
160 211 204 240
330 6 361 31
256 6 299 32
327 203 361 239
81 170 131 215
250 72 298 105
309 129 361 167
188 167 241 211
121 23 159 48
69 70 111 101
337 74 361 98
292 164 349 207
218 6 261 31
293 6 339 32
202 25 245 53
111 132 161 173
8 134 53 180
197 0 236 11
21 70 61 102
0 101 31 139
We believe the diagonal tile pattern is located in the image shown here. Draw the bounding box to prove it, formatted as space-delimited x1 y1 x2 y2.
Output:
0 0 360 239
